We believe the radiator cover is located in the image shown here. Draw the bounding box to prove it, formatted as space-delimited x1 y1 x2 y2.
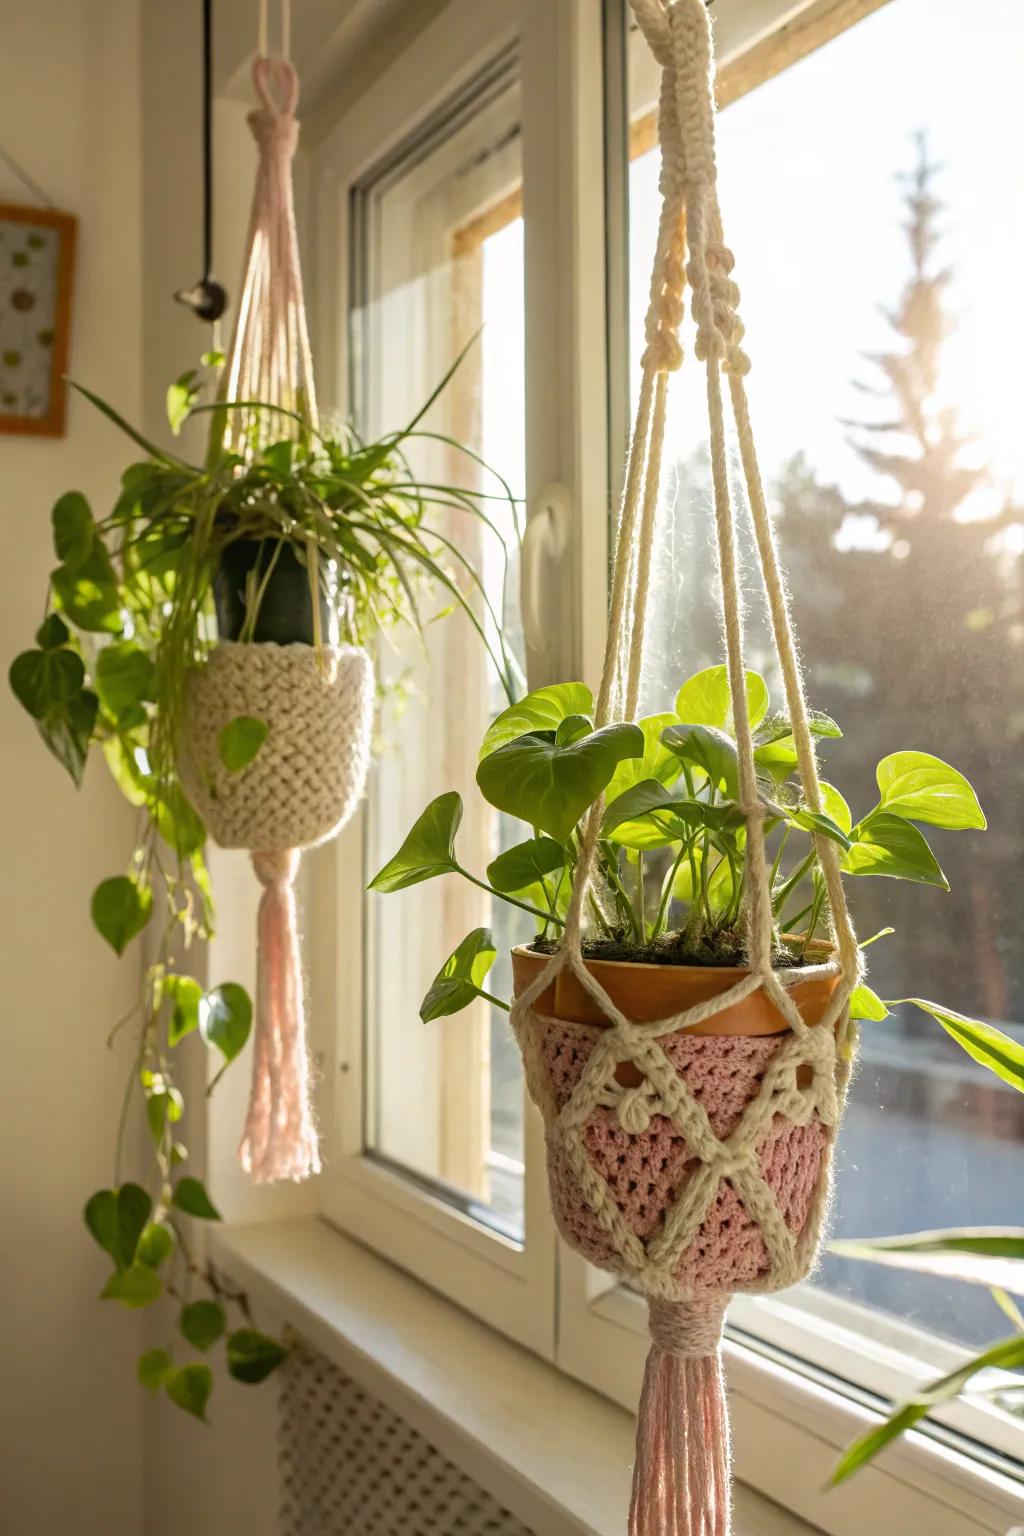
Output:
280 1340 536 1536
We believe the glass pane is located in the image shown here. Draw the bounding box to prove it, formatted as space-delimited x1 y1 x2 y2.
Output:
354 71 527 1238
626 0 1024 1379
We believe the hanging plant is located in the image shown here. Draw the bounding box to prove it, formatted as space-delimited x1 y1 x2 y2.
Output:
7 49 520 1419
369 1 1005 1529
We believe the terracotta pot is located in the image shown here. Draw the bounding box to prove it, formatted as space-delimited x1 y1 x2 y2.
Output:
511 942 837 1036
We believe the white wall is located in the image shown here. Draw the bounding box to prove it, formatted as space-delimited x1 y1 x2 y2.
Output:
0 2 147 1533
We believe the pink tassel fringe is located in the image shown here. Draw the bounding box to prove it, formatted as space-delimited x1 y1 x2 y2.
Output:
629 1298 731 1536
239 848 321 1183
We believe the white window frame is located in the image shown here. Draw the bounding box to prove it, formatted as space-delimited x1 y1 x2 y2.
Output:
299 0 1024 1528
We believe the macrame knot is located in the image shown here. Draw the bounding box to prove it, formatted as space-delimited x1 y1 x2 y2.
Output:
252 846 300 888
618 1080 660 1134
248 107 299 160
649 1296 728 1357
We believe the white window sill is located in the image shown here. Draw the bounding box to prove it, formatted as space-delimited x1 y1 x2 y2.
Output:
210 1217 819 1536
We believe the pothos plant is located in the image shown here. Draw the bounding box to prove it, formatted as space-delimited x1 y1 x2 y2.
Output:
370 665 1000 1041
373 666 1024 1475
8 350 521 1420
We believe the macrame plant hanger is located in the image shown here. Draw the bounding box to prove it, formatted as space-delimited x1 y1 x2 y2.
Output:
509 2 862 1532
180 0 374 1185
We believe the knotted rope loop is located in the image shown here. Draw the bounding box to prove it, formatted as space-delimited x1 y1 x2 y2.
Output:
649 1296 727 1357
252 846 300 888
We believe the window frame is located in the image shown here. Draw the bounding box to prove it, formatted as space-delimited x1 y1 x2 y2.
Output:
301 0 1024 1527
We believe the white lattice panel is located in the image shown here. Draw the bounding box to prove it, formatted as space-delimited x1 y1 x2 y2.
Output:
279 1341 535 1536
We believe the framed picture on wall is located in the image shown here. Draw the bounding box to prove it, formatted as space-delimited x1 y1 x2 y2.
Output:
0 204 76 438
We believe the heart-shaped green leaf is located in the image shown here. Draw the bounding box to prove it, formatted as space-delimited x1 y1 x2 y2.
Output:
95 642 155 719
9 647 85 720
660 723 739 798
136 1220 175 1268
51 540 121 632
52 491 95 569
165 1362 213 1421
601 778 687 849
36 613 69 650
420 928 499 1023
101 1263 162 1308
217 715 269 773
138 1348 174 1395
91 875 153 954
165 975 203 1046
487 837 565 894
875 752 986 831
200 983 252 1064
784 806 852 850
368 792 463 892
604 713 683 805
171 1177 221 1221
180 1300 226 1352
675 666 769 732
476 723 644 843
843 812 947 887
84 1182 152 1269
818 781 852 835
226 1329 289 1385
479 683 593 762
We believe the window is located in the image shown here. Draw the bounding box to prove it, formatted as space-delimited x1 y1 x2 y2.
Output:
310 1 1024 1527
619 0 1024 1467
352 57 528 1242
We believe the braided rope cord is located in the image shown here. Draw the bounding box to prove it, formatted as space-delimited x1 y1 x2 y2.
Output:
510 0 863 1301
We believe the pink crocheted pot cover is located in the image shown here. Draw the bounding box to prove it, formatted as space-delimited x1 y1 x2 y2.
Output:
540 1020 829 1293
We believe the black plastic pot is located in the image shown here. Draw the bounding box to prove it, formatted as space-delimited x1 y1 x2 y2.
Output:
214 539 337 645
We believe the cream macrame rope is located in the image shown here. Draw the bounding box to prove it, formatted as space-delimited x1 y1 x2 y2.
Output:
510 0 864 1307
514 0 861 1046
510 13 865 1529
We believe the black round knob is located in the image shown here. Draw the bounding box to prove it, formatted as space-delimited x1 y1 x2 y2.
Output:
174 277 228 323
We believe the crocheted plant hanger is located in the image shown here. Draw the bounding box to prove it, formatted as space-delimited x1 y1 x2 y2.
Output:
509 2 863 1531
179 23 373 1185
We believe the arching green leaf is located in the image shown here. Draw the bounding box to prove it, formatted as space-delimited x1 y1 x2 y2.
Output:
368 792 463 892
487 837 565 894
420 928 500 1022
843 812 947 887
849 984 889 1022
893 999 1024 1093
660 723 739 798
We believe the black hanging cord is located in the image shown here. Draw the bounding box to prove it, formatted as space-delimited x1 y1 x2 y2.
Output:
175 0 228 323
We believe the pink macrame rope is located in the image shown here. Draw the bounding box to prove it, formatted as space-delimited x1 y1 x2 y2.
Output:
630 1299 731 1536
222 55 324 1185
219 55 317 454
239 848 321 1183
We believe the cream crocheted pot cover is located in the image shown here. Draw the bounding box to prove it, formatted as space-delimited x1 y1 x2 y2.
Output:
519 1010 840 1305
179 642 374 852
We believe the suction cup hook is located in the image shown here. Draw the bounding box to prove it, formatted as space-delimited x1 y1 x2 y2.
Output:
174 0 229 327
175 278 228 323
